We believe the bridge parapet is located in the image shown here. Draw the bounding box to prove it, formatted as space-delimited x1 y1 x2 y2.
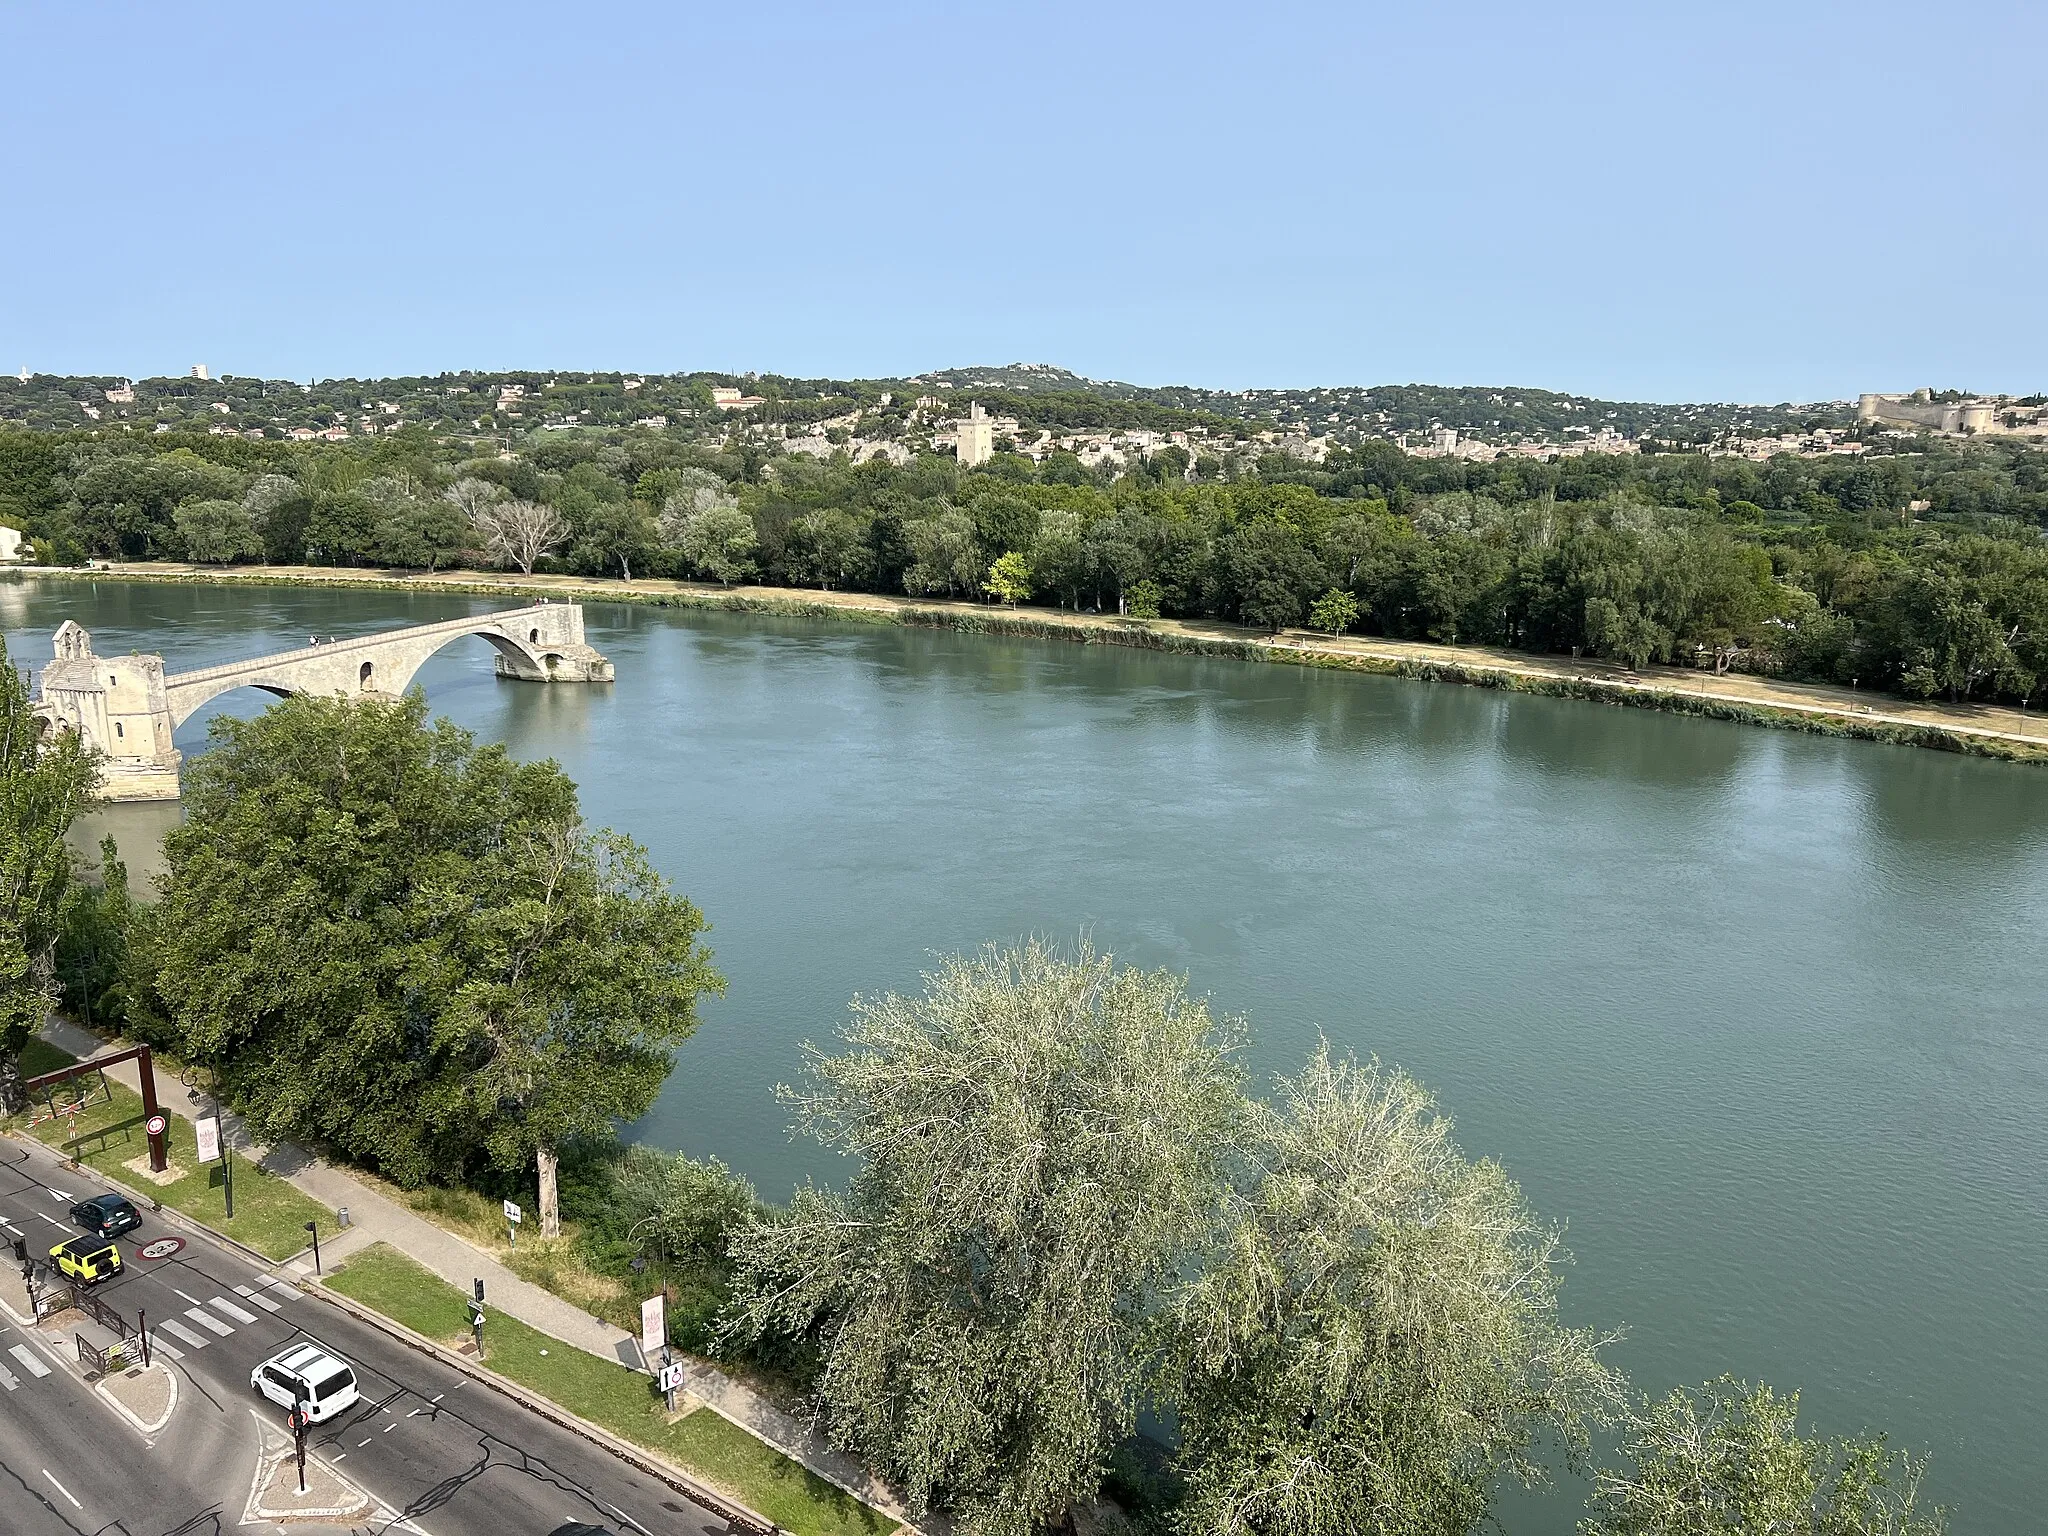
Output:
34 603 611 802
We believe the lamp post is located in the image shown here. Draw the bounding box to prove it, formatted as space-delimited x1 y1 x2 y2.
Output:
304 1221 321 1276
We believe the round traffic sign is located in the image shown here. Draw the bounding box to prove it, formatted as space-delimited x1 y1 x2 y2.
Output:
136 1237 184 1260
145 1113 168 1137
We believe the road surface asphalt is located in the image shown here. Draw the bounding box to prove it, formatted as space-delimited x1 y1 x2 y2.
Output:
0 1134 732 1536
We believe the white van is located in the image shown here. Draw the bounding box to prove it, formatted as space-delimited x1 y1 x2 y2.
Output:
250 1343 362 1423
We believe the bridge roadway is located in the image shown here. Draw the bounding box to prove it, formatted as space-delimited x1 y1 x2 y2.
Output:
0 1133 720 1536
33 601 612 801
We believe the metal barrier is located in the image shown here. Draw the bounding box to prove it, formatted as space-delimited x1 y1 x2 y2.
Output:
76 1333 134 1378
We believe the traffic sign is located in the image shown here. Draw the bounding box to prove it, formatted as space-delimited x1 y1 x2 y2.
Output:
502 1200 521 1224
657 1361 687 1395
136 1237 185 1261
145 1113 168 1137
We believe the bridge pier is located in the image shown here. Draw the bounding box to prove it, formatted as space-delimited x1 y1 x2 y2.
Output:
33 603 612 802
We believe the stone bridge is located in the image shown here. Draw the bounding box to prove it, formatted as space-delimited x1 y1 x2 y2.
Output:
34 602 611 801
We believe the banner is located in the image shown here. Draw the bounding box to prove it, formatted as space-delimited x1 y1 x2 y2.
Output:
640 1293 666 1359
195 1116 221 1164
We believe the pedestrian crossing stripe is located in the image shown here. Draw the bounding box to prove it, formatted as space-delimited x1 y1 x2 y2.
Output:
158 1318 211 1349
256 1273 297 1300
233 1283 282 1314
185 1307 235 1337
148 1334 184 1361
8 1344 50 1379
0 1361 17 1390
210 1296 259 1325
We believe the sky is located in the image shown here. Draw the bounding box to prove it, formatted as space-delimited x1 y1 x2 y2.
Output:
3 1 2043 403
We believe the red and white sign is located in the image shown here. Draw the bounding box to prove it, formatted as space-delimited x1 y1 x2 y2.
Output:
137 1237 184 1260
145 1113 168 1138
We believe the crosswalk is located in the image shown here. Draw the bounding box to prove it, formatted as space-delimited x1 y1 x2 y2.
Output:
143 1272 296 1361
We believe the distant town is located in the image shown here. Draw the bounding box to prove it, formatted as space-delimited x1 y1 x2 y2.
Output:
6 361 2043 472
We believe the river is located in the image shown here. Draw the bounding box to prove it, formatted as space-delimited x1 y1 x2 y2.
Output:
5 575 2044 1529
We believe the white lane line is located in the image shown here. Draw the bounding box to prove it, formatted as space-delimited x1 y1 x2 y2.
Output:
184 1308 234 1337
40 1470 80 1509
382 1421 396 1433
607 1504 653 1536
357 1438 373 1447
158 1318 210 1350
210 1296 259 1325
429 1392 443 1403
173 1287 203 1306
406 1408 422 1418
9 1345 50 1380
37 1213 63 1227
333 1453 345 1463
0 1362 18 1391
233 1283 282 1314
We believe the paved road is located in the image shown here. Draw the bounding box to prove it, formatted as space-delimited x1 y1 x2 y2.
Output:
0 1137 728 1536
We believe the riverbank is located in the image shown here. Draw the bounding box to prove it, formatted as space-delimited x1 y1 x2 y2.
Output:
14 560 2047 763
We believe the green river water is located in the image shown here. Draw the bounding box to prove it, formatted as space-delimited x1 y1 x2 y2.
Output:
6 576 2043 1530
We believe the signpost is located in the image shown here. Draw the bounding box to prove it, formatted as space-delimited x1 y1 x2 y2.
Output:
503 1199 521 1247
288 1400 310 1494
196 1115 233 1218
468 1279 486 1360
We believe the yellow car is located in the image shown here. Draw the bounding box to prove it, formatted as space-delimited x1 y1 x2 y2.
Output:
50 1238 123 1286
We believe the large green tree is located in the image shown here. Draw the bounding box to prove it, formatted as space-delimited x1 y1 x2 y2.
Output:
150 693 719 1191
1585 1377 1945 1536
726 940 1245 1536
1170 1048 1620 1536
0 641 98 1113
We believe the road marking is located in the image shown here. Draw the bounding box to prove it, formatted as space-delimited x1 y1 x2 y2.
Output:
332 1453 345 1463
46 1188 70 1201
0 1361 17 1391
429 1392 444 1403
357 1438 373 1447
210 1296 260 1324
9 1345 50 1379
256 1274 297 1301
607 1504 653 1536
382 1421 396 1433
40 1470 80 1509
185 1307 234 1337
407 1408 423 1417
233 1283 282 1313
38 1212 64 1227
174 1287 203 1305
157 1318 210 1350
148 1335 184 1361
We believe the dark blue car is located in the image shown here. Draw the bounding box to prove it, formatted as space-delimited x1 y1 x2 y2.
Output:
69 1192 142 1240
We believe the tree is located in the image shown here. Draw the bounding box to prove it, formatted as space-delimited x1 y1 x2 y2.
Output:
472 496 569 574
0 640 98 1114
442 818 722 1236
983 550 1030 606
1219 523 1325 632
373 496 473 572
1171 1047 1619 1536
174 497 266 564
148 693 719 1188
1586 1378 1946 1536
726 941 1245 1536
1306 587 1360 638
664 490 758 586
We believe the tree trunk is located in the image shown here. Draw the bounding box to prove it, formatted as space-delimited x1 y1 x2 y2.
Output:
537 1144 561 1239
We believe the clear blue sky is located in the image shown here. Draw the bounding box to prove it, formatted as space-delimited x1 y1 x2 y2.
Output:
4 1 2041 402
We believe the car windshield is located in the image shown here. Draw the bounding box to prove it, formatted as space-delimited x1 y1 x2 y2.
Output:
313 1369 354 1400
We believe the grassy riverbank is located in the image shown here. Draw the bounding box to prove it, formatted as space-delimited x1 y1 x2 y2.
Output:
15 561 2048 763
327 1244 896 1536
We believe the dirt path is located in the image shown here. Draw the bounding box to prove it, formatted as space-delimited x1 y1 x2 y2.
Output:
16 560 2046 759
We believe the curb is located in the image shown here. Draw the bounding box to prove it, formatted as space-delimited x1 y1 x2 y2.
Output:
306 1278 785 1535
96 1360 177 1437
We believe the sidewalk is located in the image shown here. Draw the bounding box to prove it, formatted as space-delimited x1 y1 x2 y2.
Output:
36 1019 914 1524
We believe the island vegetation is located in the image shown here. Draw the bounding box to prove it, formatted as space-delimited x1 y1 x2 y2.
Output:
4 403 2047 709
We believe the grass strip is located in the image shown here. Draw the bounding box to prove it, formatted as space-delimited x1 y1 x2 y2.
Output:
9 1043 332 1260
328 1243 896 1536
